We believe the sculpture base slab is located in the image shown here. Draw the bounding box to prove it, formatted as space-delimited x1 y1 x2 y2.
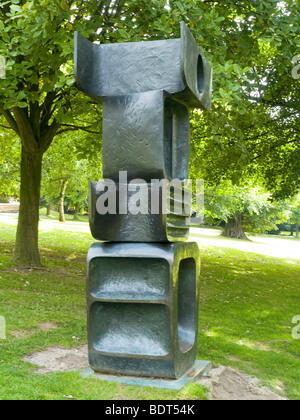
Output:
81 360 211 391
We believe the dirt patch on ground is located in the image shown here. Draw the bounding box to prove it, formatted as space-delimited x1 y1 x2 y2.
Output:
11 322 58 339
37 322 59 331
23 345 88 374
23 346 287 400
197 365 287 400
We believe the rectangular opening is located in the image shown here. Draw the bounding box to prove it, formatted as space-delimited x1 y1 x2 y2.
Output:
164 97 190 180
178 258 196 353
89 257 170 300
90 302 171 356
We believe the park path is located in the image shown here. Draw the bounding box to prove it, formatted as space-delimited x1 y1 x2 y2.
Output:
190 228 300 261
1 214 299 262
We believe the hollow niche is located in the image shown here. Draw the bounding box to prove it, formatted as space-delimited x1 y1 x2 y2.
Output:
164 97 190 181
89 257 170 300
177 258 196 354
90 302 171 357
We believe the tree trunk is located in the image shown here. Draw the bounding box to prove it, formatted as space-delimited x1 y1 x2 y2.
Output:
58 179 68 223
46 204 51 216
2 99 60 268
224 213 248 240
73 203 80 221
14 146 43 267
296 222 299 239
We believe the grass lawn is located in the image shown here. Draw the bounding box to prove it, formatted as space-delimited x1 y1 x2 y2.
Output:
0 214 299 400
39 207 89 223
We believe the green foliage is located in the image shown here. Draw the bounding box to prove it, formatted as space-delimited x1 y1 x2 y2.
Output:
0 0 299 262
1 0 298 187
1 0 72 108
189 0 300 198
1 0 298 144
287 193 300 226
0 120 20 196
42 130 102 214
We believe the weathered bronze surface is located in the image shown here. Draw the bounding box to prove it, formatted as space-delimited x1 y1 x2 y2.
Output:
74 22 212 110
102 92 190 182
87 242 200 379
89 180 191 243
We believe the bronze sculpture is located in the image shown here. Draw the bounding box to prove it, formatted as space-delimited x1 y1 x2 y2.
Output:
75 22 212 380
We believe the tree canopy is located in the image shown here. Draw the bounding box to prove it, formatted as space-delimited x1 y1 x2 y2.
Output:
190 0 300 198
0 0 299 264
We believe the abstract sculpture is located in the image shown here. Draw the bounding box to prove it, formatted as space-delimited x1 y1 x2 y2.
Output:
75 22 212 380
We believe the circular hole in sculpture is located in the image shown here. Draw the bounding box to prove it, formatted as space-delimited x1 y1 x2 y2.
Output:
197 55 205 94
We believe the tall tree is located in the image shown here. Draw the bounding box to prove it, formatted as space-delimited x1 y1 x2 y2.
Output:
204 180 290 239
1 0 298 264
288 194 300 238
41 129 101 222
0 0 167 265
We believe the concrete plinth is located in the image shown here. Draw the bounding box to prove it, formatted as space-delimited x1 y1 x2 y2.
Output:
81 360 211 391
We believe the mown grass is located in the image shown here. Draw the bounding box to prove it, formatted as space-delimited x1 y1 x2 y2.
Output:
0 219 207 400
197 246 300 400
0 216 299 400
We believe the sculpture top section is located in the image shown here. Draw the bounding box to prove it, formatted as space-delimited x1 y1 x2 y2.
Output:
74 22 212 110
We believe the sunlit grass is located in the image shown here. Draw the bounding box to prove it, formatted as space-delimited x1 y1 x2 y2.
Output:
196 246 300 400
0 217 299 400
